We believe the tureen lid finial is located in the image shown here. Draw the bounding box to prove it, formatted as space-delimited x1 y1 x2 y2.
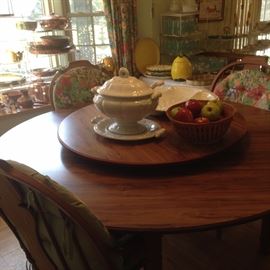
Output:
119 67 129 78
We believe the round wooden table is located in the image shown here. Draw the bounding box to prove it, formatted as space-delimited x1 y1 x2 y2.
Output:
0 103 269 269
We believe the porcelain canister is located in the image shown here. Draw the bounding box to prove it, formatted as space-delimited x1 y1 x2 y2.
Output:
93 67 162 135
171 56 192 81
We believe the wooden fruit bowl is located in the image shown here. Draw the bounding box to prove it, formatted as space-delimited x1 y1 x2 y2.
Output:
166 101 236 144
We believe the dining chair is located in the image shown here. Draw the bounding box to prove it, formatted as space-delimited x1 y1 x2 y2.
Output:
0 159 144 270
49 60 113 111
211 57 270 110
211 56 270 251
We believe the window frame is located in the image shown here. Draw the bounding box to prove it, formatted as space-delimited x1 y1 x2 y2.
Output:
60 0 111 64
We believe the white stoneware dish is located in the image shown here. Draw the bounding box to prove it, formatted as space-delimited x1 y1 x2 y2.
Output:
92 67 162 135
156 85 218 112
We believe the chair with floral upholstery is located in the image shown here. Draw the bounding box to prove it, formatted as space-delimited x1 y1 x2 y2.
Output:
211 57 270 246
211 58 270 110
49 60 113 111
0 159 145 270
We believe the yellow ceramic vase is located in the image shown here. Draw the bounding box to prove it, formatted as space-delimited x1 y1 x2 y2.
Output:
171 56 192 81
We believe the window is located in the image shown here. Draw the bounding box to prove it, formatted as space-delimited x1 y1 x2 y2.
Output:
256 0 270 57
0 0 111 75
0 0 47 73
66 0 111 64
260 0 270 21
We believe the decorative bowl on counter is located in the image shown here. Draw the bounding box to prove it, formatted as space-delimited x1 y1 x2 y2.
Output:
92 67 162 135
39 35 70 48
28 41 74 54
16 20 37 31
38 14 69 30
166 100 236 144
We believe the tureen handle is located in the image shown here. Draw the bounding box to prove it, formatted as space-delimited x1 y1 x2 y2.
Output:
119 67 129 78
151 91 162 100
150 80 164 89
91 85 99 94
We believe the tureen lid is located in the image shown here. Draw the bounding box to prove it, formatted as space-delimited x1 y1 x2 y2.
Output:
96 67 153 97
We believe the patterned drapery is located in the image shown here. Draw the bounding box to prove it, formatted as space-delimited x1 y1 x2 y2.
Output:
103 0 137 75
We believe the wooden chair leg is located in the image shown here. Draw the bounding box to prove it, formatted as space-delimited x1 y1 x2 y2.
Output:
143 233 163 270
260 215 270 254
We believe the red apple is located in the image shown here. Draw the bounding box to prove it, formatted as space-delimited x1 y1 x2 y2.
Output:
194 116 210 124
173 107 193 122
185 99 203 117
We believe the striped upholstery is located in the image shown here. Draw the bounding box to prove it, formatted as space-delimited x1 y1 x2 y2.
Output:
0 160 129 270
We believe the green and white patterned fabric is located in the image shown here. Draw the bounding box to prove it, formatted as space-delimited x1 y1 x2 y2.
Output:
0 160 124 270
213 69 270 110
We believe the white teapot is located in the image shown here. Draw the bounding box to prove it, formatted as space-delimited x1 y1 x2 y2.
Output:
92 67 162 135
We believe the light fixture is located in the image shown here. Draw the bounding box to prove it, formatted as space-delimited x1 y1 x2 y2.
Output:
0 0 14 17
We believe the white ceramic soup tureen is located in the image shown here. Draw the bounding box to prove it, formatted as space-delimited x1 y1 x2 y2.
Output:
92 67 162 135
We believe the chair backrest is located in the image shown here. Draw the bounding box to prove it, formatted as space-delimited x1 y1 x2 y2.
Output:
211 56 269 90
49 60 113 111
0 159 123 270
211 58 270 110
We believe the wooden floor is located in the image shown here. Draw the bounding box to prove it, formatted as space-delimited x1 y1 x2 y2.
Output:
1 217 270 270
0 218 27 270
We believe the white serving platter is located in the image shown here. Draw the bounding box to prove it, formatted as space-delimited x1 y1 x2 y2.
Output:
155 85 218 112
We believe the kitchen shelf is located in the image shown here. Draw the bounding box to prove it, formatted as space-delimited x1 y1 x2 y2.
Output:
160 12 205 58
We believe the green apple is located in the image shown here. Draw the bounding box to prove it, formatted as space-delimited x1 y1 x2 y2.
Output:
211 99 223 112
170 107 180 117
201 101 221 121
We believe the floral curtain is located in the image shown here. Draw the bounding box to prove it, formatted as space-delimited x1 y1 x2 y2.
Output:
103 0 137 75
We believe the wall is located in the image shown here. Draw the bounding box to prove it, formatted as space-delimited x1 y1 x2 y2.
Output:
197 0 234 36
137 0 167 43
137 0 155 39
136 0 233 41
137 0 261 44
